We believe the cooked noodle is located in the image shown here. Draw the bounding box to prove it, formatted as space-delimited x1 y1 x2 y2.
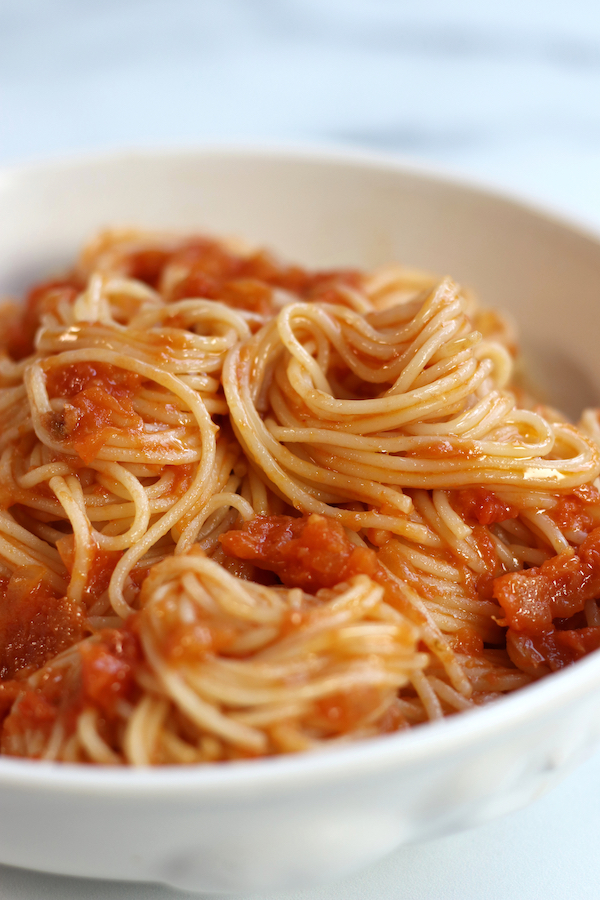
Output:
0 228 598 765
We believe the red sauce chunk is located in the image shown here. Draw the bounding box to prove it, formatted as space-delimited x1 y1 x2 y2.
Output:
494 528 600 675
0 622 143 758
507 626 600 676
220 513 433 631
0 566 84 680
4 277 82 361
79 626 142 717
121 249 172 289
114 236 363 317
548 484 600 534
44 361 144 464
451 627 485 656
452 487 518 526
310 686 395 736
1 685 62 755
218 279 274 316
493 527 600 635
56 534 122 609
219 513 378 593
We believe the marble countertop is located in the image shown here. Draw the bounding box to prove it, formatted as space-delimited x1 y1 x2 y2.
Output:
3 0 600 225
2 2 600 898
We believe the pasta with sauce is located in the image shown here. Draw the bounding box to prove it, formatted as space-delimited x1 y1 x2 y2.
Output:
0 228 598 765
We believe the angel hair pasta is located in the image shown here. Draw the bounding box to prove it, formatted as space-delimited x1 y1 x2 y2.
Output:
0 228 598 765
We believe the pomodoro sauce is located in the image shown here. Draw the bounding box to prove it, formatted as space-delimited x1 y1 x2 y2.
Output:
0 243 366 752
1 234 600 758
4 236 362 362
2 514 600 751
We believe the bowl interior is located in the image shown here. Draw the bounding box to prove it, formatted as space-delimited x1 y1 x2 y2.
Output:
1 148 598 418
0 148 600 768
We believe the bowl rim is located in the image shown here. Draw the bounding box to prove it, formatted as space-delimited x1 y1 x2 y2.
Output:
3 140 600 250
1 143 600 796
1 652 599 796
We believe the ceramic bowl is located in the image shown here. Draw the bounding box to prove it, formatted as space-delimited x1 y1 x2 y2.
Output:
1 147 600 895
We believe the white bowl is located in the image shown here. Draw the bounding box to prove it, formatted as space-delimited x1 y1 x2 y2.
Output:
1 147 600 895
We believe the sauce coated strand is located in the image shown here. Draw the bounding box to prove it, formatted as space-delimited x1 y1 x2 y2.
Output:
547 484 600 533
219 513 378 593
56 534 122 609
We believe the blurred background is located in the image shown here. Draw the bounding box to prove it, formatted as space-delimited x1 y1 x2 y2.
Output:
3 0 600 225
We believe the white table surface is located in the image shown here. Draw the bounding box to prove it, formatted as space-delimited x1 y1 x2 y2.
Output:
2 2 600 897
1 747 600 900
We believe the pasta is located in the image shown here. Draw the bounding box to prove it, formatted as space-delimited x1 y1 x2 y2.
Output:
0 227 598 765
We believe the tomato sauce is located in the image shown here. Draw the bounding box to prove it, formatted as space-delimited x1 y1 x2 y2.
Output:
405 440 476 460
451 627 485 656
506 626 600 676
108 237 363 317
548 484 600 533
219 513 429 630
219 513 378 593
4 276 83 361
44 361 144 464
79 625 142 717
120 248 172 289
452 487 519 526
493 527 600 634
494 527 600 674
1 686 60 752
0 622 143 758
311 686 391 735
56 534 122 609
0 566 84 680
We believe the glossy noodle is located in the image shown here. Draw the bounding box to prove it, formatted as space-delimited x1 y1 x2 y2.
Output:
0 229 599 764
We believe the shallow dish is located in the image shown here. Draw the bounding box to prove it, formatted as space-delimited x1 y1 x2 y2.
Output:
1 146 600 894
